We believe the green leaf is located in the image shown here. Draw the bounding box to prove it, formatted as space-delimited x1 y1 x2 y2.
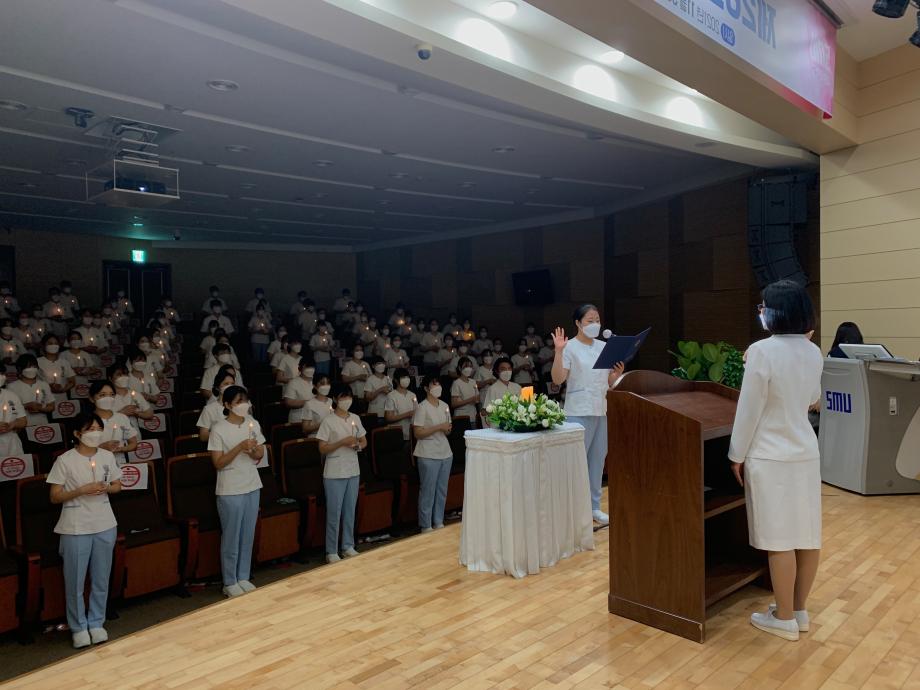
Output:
677 356 693 370
686 362 702 380
701 343 720 363
708 363 724 382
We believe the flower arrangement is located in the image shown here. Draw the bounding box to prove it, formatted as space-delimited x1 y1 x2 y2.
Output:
486 387 566 432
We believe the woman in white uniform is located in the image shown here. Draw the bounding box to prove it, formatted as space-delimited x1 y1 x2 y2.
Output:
89 380 138 465
384 369 417 442
109 361 154 434
551 304 624 526
511 339 535 386
729 280 824 642
9 354 54 426
450 357 480 426
282 357 315 424
481 357 521 427
0 370 27 456
412 375 454 532
197 367 237 442
301 376 334 438
341 345 371 400
474 351 496 390
38 334 76 396
364 358 391 419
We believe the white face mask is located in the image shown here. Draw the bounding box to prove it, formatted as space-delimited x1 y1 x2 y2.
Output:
582 322 602 339
138 342 151 353
291 344 302 354
132 361 146 372
461 367 474 378
374 364 386 374
117 291 125 298
70 339 83 349
217 353 232 364
45 344 60 354
353 351 364 360
518 345 527 353
317 384 331 396
483 356 493 365
499 370 513 382
231 402 250 417
95 396 116 411
81 430 103 448
51 294 60 303
338 398 352 412
0 327 11 336
759 311 770 331
114 376 130 389
303 368 315 379
22 367 38 379
429 385 442 398
213 307 222 315
0 374 6 387
82 317 93 326
399 377 411 388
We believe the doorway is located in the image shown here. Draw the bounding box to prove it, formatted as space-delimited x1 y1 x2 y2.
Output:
102 260 172 324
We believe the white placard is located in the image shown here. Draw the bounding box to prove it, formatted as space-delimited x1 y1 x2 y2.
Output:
141 413 168 434
255 447 269 469
25 423 63 445
153 393 173 410
128 439 162 463
157 378 175 393
119 462 149 490
53 399 81 420
0 455 35 483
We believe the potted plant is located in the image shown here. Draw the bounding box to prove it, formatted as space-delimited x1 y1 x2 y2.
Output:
669 341 744 389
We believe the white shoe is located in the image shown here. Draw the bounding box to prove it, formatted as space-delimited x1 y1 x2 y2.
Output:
89 627 108 644
238 580 256 593
433 523 445 530
72 630 91 649
767 604 810 631
222 583 245 598
326 553 341 564
751 611 800 641
343 547 359 558
592 509 609 525
420 527 433 533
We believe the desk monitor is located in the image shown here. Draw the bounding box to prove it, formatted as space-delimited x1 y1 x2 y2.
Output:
839 343 894 361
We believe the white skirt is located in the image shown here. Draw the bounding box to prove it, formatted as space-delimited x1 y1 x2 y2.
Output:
744 457 822 551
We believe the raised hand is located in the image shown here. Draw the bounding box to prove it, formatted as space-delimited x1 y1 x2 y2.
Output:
552 327 568 351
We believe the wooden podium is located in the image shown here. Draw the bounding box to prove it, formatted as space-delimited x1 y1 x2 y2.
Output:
606 370 768 642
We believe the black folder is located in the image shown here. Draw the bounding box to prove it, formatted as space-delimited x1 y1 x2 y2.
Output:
592 327 651 369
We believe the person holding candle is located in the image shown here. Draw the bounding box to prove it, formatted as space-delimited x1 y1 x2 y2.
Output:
10 354 54 426
450 357 480 426
316 383 366 563
37 334 76 395
269 334 290 374
200 321 220 355
200 285 228 315
537 334 555 385
201 345 245 399
408 317 425 354
384 335 409 378
43 287 69 337
89 380 138 465
202 330 240 371
247 300 273 364
290 290 308 317
421 321 443 378
492 338 508 360
0 318 25 365
137 332 166 375
75 310 107 358
61 331 95 375
108 362 154 434
384 368 418 441
412 375 454 532
274 337 303 385
196 367 238 442
245 288 272 315
126 347 160 403
0 371 27 456
460 319 475 345
481 357 521 428
374 326 391 359
472 327 493 358
297 300 317 340
114 288 135 317
364 358 391 420
551 304 625 526
474 350 496 390
14 312 38 350
388 303 407 329
282 357 316 424
47 413 122 648
310 322 333 377
31 304 52 340
342 345 371 399
0 281 20 318
512 338 536 386
438 335 459 378
523 323 542 352
302 375 334 437
200 299 234 336
267 326 287 362
208 385 264 597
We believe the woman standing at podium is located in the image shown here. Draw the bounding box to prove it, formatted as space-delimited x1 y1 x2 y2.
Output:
551 304 624 526
729 279 824 642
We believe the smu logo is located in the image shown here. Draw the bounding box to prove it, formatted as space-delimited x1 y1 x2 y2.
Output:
825 391 852 414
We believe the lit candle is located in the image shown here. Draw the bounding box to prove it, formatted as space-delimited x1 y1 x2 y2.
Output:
52 372 58 386
1 404 7 422
130 389 136 401
90 458 96 481
89 336 94 345
34 388 40 402
248 421 255 441
351 420 358 439
521 386 534 403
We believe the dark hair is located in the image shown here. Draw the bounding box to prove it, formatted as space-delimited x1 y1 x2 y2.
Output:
125 345 144 362
15 353 38 371
329 382 351 402
88 379 115 399
369 356 386 371
762 280 815 335
297 354 315 371
212 364 237 396
74 412 104 435
492 356 512 378
573 303 599 323
41 333 59 347
393 368 411 389
221 385 248 415
107 359 128 380
420 374 441 391
313 374 332 395
457 357 474 374
209 299 222 310
212 342 231 356
830 322 863 352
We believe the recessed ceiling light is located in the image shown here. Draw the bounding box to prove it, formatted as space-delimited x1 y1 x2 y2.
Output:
381 149 398 156
64 158 87 167
378 200 392 206
492 146 515 154
312 192 328 199
0 100 27 111
486 1 518 20
18 182 36 189
389 172 409 179
313 160 334 167
599 50 625 65
459 181 477 189
225 145 249 153
207 79 239 92
240 183 257 190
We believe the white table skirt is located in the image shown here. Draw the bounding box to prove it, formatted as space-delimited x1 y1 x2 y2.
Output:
459 422 595 578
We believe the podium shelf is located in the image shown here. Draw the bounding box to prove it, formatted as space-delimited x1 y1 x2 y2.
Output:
705 559 766 608
644 392 737 439
703 492 746 520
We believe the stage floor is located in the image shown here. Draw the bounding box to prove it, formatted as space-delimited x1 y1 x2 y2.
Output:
6 485 920 689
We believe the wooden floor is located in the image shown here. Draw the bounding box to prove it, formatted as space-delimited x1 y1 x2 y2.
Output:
6 485 920 689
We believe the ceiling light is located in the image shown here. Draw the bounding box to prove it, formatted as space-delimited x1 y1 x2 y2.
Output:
872 0 911 18
456 18 512 61
207 79 239 92
665 96 704 127
378 200 392 206
389 172 409 179
0 100 27 111
492 146 515 154
313 160 334 167
240 183 257 190
225 145 249 153
599 50 624 65
573 65 617 101
486 1 518 20
18 182 37 189
313 192 328 199
459 182 477 188
64 158 87 167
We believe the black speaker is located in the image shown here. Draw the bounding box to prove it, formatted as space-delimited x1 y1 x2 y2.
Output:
747 174 812 288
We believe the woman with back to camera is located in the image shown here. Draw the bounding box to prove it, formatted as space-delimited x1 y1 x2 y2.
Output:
551 304 624 526
729 280 824 642
827 321 863 359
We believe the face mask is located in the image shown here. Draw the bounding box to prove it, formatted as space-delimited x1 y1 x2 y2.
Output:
103 309 112 317
338 398 352 412
213 307 222 315
0 288 8 296
480 333 487 339
133 361 146 371
302 368 315 379
445 342 453 349
164 300 172 307
255 292 264 299
459 346 468 354
95 396 116 411
518 345 527 353
483 356 493 365
70 339 83 349
45 344 60 354
0 327 10 336
211 291 219 298
51 295 60 303
217 353 232 364
0 374 6 387
399 377 410 388
22 367 38 379
256 310 264 317
353 351 364 360
527 327 535 334
545 340 553 348
317 384 331 396
759 311 770 331
318 313 326 320
81 430 103 448
450 318 457 324
63 287 72 294
82 317 93 326
429 385 442 398
291 343 302 354
461 367 474 377
374 364 386 374
231 402 250 417
117 291 125 298
499 370 513 382
114 376 130 389
138 342 151 353
93 319 103 327
494 343 503 352
19 320 28 327
430 326 439 332
382 329 390 336
392 342 401 350
582 322 601 339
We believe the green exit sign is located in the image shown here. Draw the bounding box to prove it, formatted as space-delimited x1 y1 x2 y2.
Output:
131 249 146 263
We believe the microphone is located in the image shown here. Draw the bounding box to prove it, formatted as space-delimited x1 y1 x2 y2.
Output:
602 329 613 340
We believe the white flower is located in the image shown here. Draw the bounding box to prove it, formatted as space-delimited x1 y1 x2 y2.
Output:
542 419 550 428
486 404 493 413
528 404 536 413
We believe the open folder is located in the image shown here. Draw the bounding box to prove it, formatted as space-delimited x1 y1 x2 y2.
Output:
592 327 651 369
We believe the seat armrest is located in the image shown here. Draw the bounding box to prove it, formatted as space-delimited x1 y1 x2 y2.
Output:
8 545 41 625
166 517 199 581
109 533 127 600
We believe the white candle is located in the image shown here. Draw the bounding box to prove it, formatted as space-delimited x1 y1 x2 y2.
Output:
1 404 7 423
90 458 96 481
34 388 40 402
248 421 255 441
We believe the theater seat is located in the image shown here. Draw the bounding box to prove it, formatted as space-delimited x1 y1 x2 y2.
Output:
446 417 471 513
0 512 19 635
177 409 202 437
270 423 303 468
166 453 219 581
254 448 300 563
371 427 416 525
356 451 394 537
279 438 324 549
109 461 182 599
173 434 207 457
